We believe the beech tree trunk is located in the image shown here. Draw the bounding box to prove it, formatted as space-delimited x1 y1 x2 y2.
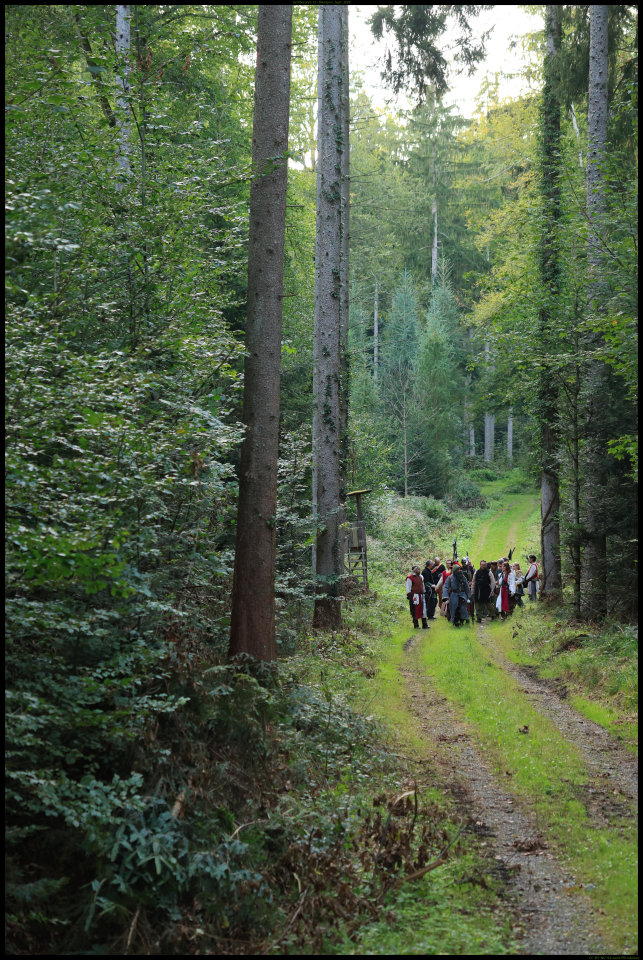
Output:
581 4 609 618
507 408 513 460
538 4 563 596
311 10 323 577
313 5 343 630
570 101 583 168
229 5 292 660
115 5 131 187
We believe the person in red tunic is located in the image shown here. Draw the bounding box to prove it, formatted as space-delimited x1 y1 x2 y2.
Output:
496 562 516 620
405 565 427 628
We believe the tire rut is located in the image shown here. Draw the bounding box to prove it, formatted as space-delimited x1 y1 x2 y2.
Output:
476 624 638 816
401 632 608 955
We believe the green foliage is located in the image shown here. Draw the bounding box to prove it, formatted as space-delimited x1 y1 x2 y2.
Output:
449 477 486 509
469 467 499 482
4 5 255 949
369 5 492 102
515 608 638 716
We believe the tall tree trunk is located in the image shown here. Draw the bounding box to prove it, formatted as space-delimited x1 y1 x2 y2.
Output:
484 341 494 462
373 278 379 380
570 101 583 168
538 4 563 596
313 5 343 630
229 5 293 660
311 9 323 578
464 370 475 458
115 5 131 187
484 412 494 461
581 4 609 618
587 5 608 298
403 416 408 498
570 348 582 619
507 408 513 460
338 6 350 572
431 144 438 279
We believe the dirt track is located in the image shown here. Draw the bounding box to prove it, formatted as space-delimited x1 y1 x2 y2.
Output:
399 627 638 955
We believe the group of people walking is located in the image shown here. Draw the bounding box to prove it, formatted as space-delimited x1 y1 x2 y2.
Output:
405 554 539 628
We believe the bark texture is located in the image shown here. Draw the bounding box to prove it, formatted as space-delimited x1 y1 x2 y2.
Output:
581 4 609 618
229 5 292 660
115 5 131 186
586 5 608 289
539 4 563 595
313 5 343 630
311 11 323 577
338 5 350 562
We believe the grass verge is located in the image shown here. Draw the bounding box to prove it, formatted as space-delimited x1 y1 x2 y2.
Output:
494 604 638 755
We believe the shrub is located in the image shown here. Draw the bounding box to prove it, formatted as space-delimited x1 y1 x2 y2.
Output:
450 477 486 508
468 467 498 482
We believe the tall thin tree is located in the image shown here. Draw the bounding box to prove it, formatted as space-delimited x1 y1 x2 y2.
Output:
431 142 438 279
373 277 379 380
313 5 343 629
581 4 609 618
538 4 563 595
311 9 323 577
115 5 131 187
229 5 293 660
484 341 494 462
339 5 350 520
483 246 494 462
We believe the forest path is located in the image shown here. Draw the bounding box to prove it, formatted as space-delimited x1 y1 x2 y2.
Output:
400 635 607 955
373 490 637 954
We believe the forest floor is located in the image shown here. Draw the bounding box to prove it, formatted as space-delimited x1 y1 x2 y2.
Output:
341 487 638 955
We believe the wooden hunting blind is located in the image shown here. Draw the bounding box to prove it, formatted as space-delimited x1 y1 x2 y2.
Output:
344 488 371 588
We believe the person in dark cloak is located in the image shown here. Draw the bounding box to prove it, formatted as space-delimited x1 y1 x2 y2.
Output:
473 559 497 622
422 560 437 620
443 562 472 627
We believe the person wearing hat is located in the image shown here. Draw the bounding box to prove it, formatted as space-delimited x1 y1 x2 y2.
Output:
442 562 472 627
406 565 428 629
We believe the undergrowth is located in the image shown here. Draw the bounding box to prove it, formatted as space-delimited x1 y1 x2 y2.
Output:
6 621 512 956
